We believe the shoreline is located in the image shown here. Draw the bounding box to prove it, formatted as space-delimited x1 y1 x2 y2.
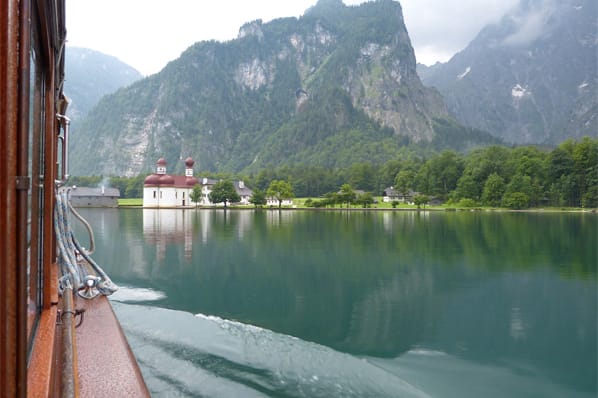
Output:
116 204 597 213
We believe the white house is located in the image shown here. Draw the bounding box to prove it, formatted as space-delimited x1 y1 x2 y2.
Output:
143 157 200 208
196 177 254 206
382 187 416 205
266 197 294 207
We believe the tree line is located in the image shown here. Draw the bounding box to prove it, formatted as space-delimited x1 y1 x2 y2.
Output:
67 137 597 209
248 137 597 209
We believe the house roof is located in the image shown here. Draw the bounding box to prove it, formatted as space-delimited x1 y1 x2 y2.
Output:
233 181 253 196
70 187 120 197
383 187 398 196
199 177 218 186
383 187 417 197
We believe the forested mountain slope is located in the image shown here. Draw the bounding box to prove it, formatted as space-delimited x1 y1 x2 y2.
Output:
65 47 142 121
70 0 497 177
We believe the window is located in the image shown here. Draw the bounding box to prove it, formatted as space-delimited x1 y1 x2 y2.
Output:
153 190 156 199
26 5 46 351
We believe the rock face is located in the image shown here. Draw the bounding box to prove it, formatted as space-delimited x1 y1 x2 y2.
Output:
69 0 458 176
418 0 597 145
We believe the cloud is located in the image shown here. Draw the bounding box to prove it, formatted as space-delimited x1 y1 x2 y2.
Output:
399 0 519 64
501 0 556 46
66 0 523 73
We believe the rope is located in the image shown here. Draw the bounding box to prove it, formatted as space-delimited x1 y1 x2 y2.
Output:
68 199 95 255
54 186 118 299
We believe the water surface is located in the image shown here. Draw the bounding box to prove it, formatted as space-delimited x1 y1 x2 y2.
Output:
75 209 597 397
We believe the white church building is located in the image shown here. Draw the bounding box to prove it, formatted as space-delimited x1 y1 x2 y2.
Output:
143 157 253 208
143 157 200 208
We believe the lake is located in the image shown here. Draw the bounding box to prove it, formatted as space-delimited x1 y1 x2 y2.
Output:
74 208 597 398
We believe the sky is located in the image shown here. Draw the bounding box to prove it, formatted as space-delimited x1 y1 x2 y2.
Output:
66 0 520 76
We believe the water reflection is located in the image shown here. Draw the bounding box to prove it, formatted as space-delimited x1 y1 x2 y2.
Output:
143 209 194 260
75 209 597 395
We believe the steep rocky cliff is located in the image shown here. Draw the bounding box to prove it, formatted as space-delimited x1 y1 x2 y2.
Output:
70 0 492 177
419 0 597 145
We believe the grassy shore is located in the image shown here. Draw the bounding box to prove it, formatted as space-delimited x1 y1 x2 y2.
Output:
119 197 594 212
118 198 143 207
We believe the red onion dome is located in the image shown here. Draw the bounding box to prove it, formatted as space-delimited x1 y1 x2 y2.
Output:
156 158 167 166
144 174 160 185
186 177 199 186
185 157 195 168
159 174 175 185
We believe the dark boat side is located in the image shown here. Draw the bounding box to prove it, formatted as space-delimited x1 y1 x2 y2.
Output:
0 1 148 396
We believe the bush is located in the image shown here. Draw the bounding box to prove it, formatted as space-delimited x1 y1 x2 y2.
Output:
457 198 477 208
502 192 529 209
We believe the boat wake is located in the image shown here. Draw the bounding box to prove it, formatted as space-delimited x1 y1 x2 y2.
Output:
112 302 429 398
109 285 167 302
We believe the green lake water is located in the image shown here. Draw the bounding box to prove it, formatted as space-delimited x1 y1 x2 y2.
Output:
75 208 597 397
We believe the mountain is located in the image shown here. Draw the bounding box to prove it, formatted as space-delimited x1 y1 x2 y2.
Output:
70 0 498 177
65 47 142 121
418 0 597 145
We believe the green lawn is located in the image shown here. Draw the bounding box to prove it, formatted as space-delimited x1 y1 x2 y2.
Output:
118 198 143 206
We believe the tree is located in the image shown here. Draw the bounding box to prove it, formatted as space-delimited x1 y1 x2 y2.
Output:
546 142 577 206
413 194 429 209
189 184 202 207
355 192 374 208
249 188 267 208
504 173 534 205
481 173 505 207
573 137 598 207
394 170 415 197
338 183 356 208
109 176 129 198
266 180 294 209
323 191 339 208
348 163 377 192
502 192 529 209
208 180 240 208
124 174 147 198
424 150 463 198
453 174 479 201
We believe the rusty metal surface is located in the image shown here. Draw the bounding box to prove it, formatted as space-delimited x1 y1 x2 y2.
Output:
60 288 80 398
27 262 61 397
0 0 23 396
26 305 59 397
75 296 150 397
